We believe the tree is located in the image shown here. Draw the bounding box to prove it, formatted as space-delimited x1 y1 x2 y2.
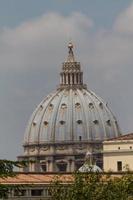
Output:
0 160 27 199
49 172 133 200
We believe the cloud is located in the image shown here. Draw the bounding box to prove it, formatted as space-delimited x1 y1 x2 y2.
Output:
114 2 133 33
0 6 133 159
0 12 93 71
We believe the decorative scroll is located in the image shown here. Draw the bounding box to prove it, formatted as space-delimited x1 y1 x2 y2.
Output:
55 145 66 150
40 146 49 151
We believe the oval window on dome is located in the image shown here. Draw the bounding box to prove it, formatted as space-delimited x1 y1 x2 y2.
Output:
40 105 43 109
33 121 37 126
77 120 82 124
44 121 49 126
99 102 103 108
93 120 99 124
49 104 54 109
60 120 66 125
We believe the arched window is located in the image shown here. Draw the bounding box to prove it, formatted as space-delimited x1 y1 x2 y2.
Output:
49 104 54 110
40 161 47 172
72 73 74 84
68 73 70 84
106 120 111 126
99 102 103 108
64 73 66 84
89 103 94 108
57 162 67 172
41 164 47 172
76 73 78 83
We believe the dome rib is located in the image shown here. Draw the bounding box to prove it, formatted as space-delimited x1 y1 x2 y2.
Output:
86 91 107 140
105 104 120 137
73 89 84 141
69 89 74 141
51 90 66 142
82 90 97 140
25 94 53 144
92 90 120 138
37 90 61 144
77 89 88 140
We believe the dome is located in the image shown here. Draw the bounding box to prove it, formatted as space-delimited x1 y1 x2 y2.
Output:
79 164 102 172
24 88 120 145
19 43 121 173
24 43 120 146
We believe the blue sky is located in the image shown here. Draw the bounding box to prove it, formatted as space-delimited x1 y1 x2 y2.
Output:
0 0 133 160
0 0 130 28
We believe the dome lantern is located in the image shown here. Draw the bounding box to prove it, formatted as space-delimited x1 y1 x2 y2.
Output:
60 42 85 88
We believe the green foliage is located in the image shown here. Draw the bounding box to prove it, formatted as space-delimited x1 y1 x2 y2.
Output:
50 172 133 200
0 160 27 199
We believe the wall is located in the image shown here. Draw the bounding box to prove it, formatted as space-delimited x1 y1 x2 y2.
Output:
103 140 133 172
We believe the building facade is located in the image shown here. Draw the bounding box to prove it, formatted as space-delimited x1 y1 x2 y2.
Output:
0 173 72 200
18 43 121 173
0 172 129 199
103 133 133 172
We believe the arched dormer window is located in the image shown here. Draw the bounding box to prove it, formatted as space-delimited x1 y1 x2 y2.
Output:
61 103 67 109
89 103 94 109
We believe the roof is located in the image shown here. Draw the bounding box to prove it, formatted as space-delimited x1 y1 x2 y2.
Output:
79 164 102 172
0 173 73 185
0 172 132 185
106 133 133 141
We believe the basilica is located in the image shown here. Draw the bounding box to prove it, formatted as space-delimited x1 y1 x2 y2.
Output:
18 43 121 173
1 43 133 199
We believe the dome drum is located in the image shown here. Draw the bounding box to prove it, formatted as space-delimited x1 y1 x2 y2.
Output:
18 141 103 172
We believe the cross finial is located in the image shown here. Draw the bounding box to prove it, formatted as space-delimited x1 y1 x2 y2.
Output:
68 42 73 51
59 43 85 88
67 42 75 62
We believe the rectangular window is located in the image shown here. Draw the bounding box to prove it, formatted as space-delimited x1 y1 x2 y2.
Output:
117 161 122 171
31 189 43 196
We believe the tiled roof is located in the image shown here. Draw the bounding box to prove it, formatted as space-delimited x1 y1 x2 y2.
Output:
0 173 73 185
0 172 132 185
106 133 133 141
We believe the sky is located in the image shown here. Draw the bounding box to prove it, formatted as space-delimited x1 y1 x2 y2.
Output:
0 0 133 160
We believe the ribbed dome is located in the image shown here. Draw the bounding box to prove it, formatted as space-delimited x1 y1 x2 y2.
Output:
79 164 102 172
24 43 120 146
